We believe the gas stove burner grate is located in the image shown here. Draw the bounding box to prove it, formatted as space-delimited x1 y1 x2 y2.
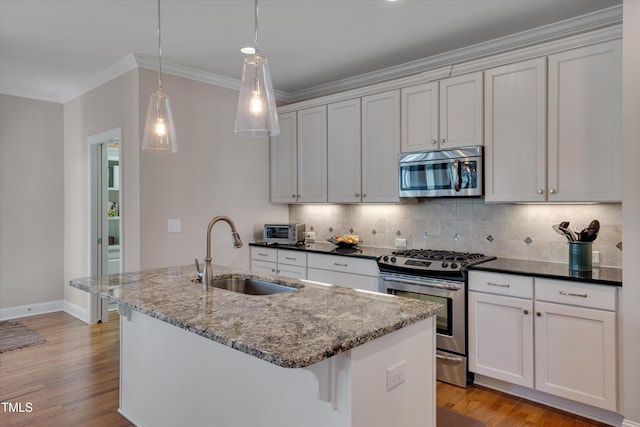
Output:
391 249 490 262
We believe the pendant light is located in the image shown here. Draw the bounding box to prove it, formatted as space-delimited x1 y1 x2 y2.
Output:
235 0 279 137
142 0 178 152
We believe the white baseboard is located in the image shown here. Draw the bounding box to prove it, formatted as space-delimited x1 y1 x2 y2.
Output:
622 419 640 427
0 300 89 324
473 374 624 426
0 300 64 321
63 300 89 323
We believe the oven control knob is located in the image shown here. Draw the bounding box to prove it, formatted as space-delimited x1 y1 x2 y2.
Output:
390 257 397 263
383 256 389 262
451 262 458 269
441 262 448 268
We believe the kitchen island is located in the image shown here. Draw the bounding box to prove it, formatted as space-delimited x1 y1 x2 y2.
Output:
70 265 441 427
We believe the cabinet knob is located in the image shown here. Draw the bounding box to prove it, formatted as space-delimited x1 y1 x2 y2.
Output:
297 194 301 198
523 309 529 315
549 189 556 194
439 138 445 145
431 139 437 145
292 194 296 198
355 193 360 197
362 193 366 197
536 312 542 317
537 189 544 195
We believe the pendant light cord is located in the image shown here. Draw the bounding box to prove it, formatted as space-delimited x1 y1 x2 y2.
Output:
253 0 259 54
157 0 163 91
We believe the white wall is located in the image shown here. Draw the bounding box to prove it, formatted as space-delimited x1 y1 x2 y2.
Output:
137 68 288 270
621 1 640 425
63 70 140 313
0 95 63 314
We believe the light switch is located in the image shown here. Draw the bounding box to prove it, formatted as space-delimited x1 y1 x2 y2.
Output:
168 219 181 233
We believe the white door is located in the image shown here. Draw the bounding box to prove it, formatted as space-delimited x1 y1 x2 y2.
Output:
484 58 547 202
361 90 400 203
547 40 622 202
328 98 361 203
401 82 439 152
468 291 534 387
439 72 484 149
297 106 327 203
88 127 122 323
269 111 297 203
534 301 617 411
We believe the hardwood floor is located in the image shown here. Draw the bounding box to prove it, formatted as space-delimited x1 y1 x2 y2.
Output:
1 311 610 427
0 311 133 427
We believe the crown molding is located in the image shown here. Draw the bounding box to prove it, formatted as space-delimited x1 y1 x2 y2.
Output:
279 4 622 104
0 86 62 104
2 4 622 105
276 24 622 114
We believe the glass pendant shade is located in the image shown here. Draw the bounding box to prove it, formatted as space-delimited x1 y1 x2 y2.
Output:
235 53 279 137
142 89 178 153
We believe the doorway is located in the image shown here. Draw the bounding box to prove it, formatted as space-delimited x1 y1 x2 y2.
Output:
88 127 122 323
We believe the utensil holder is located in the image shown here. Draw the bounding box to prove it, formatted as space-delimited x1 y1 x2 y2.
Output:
568 241 592 271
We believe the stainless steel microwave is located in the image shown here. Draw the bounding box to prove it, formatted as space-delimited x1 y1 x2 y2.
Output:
263 224 306 245
399 146 483 198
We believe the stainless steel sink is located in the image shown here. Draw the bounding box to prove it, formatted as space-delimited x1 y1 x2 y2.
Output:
210 277 298 295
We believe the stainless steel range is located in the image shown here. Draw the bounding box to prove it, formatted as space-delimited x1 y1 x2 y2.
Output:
377 249 495 388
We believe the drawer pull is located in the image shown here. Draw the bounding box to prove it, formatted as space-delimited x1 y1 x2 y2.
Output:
559 290 588 298
334 262 348 267
487 281 510 288
258 253 269 257
284 256 296 260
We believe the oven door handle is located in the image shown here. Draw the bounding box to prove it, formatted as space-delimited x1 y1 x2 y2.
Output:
382 275 461 291
436 353 464 363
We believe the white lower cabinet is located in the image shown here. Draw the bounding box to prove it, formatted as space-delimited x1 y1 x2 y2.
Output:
468 271 617 412
250 248 381 292
250 247 307 280
306 253 380 293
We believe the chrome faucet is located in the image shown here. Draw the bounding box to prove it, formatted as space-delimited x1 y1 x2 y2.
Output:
198 215 243 289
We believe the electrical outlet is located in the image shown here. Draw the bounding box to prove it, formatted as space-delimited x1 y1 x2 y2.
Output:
305 231 316 242
387 361 406 391
168 219 181 233
395 238 407 248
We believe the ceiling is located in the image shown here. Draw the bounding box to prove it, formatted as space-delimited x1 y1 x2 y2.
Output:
0 0 622 104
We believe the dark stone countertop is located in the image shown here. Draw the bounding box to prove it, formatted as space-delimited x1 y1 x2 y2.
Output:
249 241 392 260
469 258 622 287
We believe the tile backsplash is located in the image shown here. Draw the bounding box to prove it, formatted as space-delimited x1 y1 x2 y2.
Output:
290 201 622 268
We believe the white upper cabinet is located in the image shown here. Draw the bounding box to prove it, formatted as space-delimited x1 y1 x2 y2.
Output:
485 40 621 203
547 40 622 202
362 90 401 203
297 106 328 203
484 58 547 202
328 98 362 203
270 107 328 204
270 111 298 203
401 72 483 152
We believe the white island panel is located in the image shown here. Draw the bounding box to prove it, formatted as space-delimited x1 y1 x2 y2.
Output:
119 308 435 427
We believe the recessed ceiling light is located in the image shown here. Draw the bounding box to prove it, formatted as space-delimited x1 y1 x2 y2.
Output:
240 46 255 54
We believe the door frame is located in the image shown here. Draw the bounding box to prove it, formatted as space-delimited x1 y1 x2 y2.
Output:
88 127 122 323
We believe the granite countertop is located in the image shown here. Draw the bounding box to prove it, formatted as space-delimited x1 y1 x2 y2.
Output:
70 265 441 368
469 258 622 287
249 241 392 260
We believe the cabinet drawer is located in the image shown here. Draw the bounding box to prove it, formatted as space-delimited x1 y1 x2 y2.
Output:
277 249 307 267
535 278 616 311
307 253 379 276
250 259 277 274
250 247 277 262
468 271 533 299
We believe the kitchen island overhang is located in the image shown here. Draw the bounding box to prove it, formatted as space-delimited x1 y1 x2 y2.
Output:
71 265 441 427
